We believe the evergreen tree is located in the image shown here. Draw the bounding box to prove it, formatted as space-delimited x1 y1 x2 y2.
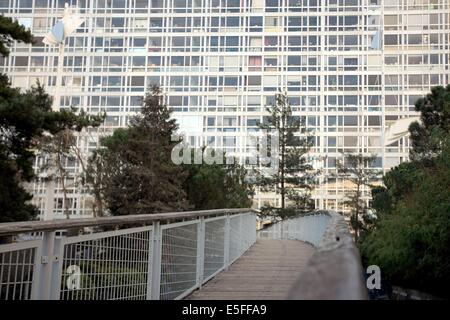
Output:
183 149 254 210
0 15 33 56
361 85 450 297
336 153 381 242
0 16 44 223
255 92 317 220
0 17 104 222
409 84 450 161
88 86 189 215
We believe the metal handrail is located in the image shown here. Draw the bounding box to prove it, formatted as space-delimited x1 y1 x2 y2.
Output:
258 210 367 300
0 209 257 300
286 211 368 300
0 208 257 236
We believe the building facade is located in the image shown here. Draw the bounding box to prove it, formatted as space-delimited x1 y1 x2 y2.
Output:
0 0 449 219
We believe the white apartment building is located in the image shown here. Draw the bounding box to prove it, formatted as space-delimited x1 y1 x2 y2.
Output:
0 0 449 218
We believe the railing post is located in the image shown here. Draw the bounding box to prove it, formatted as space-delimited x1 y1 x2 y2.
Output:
50 236 62 300
196 217 205 287
150 222 162 300
238 214 243 255
32 231 60 300
251 213 258 245
223 214 230 269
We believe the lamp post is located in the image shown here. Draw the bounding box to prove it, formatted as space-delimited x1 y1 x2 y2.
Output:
41 3 84 220
43 3 84 110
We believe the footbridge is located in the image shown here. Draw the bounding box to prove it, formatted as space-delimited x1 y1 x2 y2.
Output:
0 209 367 300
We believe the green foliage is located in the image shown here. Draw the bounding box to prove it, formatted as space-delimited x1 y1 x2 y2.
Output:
255 92 317 220
371 161 423 216
86 86 189 215
0 16 103 222
0 17 36 223
336 153 381 242
184 155 254 210
361 142 450 296
61 256 147 300
362 85 450 297
0 76 102 222
409 84 450 160
0 156 38 222
0 15 33 57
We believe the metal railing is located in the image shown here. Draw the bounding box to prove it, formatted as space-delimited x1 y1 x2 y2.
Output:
0 209 257 300
258 211 368 300
257 213 331 246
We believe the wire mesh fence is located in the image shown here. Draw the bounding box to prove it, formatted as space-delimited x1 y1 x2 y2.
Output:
59 227 152 300
160 221 198 300
257 213 331 247
0 241 40 300
229 215 243 263
0 210 257 300
203 217 225 280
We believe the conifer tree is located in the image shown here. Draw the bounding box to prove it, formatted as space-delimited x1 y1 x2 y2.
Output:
88 86 189 215
255 92 317 219
0 18 103 222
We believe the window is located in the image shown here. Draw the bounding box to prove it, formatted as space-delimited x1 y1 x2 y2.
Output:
169 96 183 106
148 57 161 68
248 96 261 106
264 76 278 87
385 95 399 106
249 17 263 31
207 117 215 126
385 55 398 65
132 56 145 67
344 116 358 126
408 34 422 45
344 136 358 147
133 37 146 47
385 35 399 45
344 75 357 86
328 137 337 147
249 37 262 48
249 56 262 71
224 96 238 106
345 16 358 26
224 77 238 86
367 116 381 126
248 76 261 86
247 118 259 126
407 14 422 30
130 76 144 86
33 17 47 29
14 56 28 66
344 35 357 46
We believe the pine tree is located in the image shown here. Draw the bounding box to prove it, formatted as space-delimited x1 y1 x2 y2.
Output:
336 153 381 242
255 92 317 220
89 86 189 215
183 148 254 210
0 15 33 56
0 17 104 222
409 84 450 161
